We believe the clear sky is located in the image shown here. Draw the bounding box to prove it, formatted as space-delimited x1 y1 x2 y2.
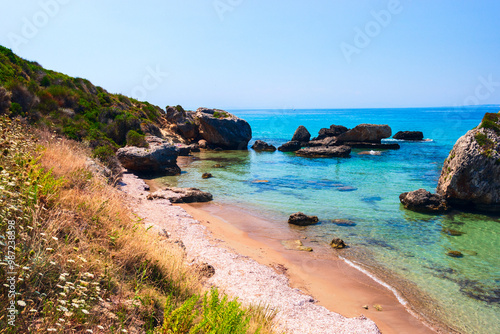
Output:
1 0 499 110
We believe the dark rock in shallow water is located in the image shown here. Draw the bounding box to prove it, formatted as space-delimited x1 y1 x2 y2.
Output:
330 237 346 249
330 219 357 227
307 137 338 147
447 250 463 258
337 124 392 143
295 145 351 158
437 112 500 212
288 212 319 226
393 131 424 141
116 141 181 175
338 186 357 192
251 140 276 152
399 189 449 213
278 141 302 152
147 187 213 203
291 125 311 143
442 228 465 236
202 172 213 179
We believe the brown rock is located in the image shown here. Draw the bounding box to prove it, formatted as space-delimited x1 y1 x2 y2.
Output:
288 212 319 226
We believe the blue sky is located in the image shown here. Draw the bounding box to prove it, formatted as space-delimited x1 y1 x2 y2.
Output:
1 0 499 110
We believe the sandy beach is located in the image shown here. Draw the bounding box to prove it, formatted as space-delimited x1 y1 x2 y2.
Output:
118 172 447 334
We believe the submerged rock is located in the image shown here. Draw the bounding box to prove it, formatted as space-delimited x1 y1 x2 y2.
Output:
330 237 346 249
281 239 313 252
399 189 449 213
288 212 319 226
147 187 213 203
295 145 351 158
447 251 463 258
278 141 302 152
393 131 424 141
437 112 500 212
202 173 213 179
194 108 252 150
291 125 311 143
251 140 277 152
337 124 392 143
116 142 181 175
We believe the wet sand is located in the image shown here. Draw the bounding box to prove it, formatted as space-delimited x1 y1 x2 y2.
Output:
179 202 446 334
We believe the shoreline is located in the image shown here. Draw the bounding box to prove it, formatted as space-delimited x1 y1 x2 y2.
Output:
178 201 443 334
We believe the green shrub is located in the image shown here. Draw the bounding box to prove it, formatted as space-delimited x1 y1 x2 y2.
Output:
475 132 494 149
213 111 229 119
126 129 148 147
479 113 500 134
40 76 50 87
10 102 22 116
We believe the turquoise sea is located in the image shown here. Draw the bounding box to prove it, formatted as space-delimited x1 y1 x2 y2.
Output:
158 107 500 333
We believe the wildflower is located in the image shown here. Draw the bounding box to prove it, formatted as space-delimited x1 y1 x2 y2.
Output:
58 300 67 305
86 330 93 333
22 266 30 270
59 318 65 322
56 323 62 327
17 300 26 307
46 248 54 252
50 261 56 265
71 303 79 308
64 311 73 317
78 256 87 263
40 233 46 236
81 309 89 314
29 309 37 312
97 325 104 330
59 292 67 297
52 236 58 241
47 328 57 332
122 330 128 333
67 259 75 263
59 275 66 281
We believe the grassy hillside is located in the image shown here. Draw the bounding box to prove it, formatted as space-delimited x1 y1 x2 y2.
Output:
0 45 168 174
0 48 279 333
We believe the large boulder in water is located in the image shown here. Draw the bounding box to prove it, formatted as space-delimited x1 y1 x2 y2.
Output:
288 212 319 226
291 125 311 143
337 124 392 143
117 142 181 175
393 131 424 141
313 124 349 140
296 145 351 158
436 112 500 212
278 140 302 152
399 189 449 213
194 108 252 150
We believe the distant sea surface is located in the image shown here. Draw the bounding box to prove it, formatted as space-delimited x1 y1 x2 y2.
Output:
158 107 500 333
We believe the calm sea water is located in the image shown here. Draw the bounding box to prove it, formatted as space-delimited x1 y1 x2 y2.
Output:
158 107 500 333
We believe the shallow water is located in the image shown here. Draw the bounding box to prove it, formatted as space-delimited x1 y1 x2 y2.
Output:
158 107 500 333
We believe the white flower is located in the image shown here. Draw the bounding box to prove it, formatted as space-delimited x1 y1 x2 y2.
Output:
86 330 93 333
50 261 56 265
59 275 66 281
81 309 89 314
122 330 128 333
67 259 75 263
29 309 37 312
58 300 67 305
47 329 57 332
59 292 67 297
97 325 104 330
17 300 26 307
22 266 30 270
52 236 58 241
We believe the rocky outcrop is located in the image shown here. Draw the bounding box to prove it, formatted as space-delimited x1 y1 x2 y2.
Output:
436 112 500 212
295 145 351 158
307 137 337 147
194 108 252 150
278 141 302 152
288 212 319 226
344 142 400 150
393 131 424 141
147 187 213 203
399 189 449 213
165 106 198 140
313 125 349 141
337 124 391 143
116 141 181 175
291 125 311 143
251 140 277 152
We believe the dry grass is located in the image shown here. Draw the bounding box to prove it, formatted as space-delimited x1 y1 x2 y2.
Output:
0 118 279 333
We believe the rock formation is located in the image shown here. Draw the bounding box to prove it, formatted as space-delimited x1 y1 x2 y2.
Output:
165 106 198 141
194 108 252 150
313 124 349 141
147 187 213 203
393 131 424 141
251 140 277 152
295 145 351 158
288 212 319 226
399 189 449 213
330 237 346 249
291 125 311 144
278 141 302 152
436 112 500 212
337 124 392 143
116 141 181 175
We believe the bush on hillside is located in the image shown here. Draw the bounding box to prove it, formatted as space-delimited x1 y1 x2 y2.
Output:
0 86 11 114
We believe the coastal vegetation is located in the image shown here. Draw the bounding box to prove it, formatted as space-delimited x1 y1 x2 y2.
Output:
0 47 278 333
